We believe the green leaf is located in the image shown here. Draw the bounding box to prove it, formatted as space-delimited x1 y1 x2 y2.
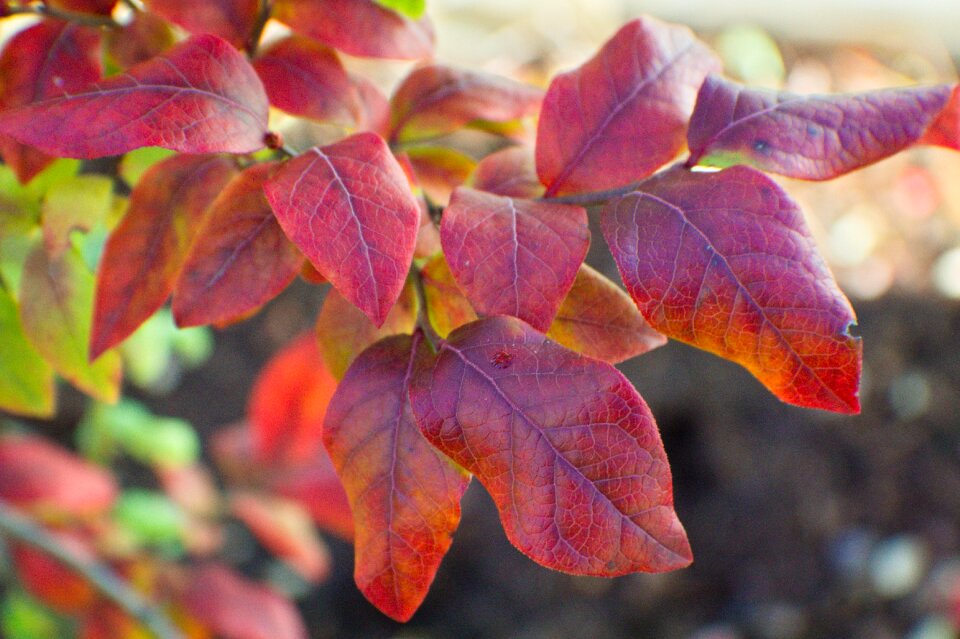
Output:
42 175 114 257
373 0 426 19
0 590 68 639
0 287 55 418
18 245 122 402
113 489 186 549
76 398 155 463
0 232 39 297
125 416 199 468
119 147 177 187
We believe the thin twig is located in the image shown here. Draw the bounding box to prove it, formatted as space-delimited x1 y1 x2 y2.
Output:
245 0 273 57
7 2 122 28
0 499 184 639
537 180 645 207
411 267 442 351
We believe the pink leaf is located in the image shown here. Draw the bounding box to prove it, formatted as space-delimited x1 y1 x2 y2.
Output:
0 34 269 158
264 132 421 326
440 187 589 331
536 16 719 196
172 162 303 328
142 0 260 49
0 20 101 183
325 333 469 621
389 64 543 143
601 165 862 413
253 36 362 126
409 316 691 575
687 74 954 179
469 146 544 199
272 0 434 60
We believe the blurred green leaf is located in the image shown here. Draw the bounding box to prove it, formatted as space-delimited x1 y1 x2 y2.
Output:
0 590 68 639
715 24 785 88
169 324 214 369
113 489 186 549
119 147 176 188
0 232 39 298
373 0 426 19
42 175 114 257
126 416 200 469
0 288 55 418
76 398 154 463
120 308 213 392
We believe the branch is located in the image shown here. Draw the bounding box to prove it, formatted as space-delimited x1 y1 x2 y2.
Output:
6 2 122 28
0 499 185 639
245 0 273 57
411 267 442 351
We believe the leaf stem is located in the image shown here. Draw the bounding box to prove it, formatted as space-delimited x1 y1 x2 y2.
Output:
411 267 441 351
6 2 122 28
246 0 273 57
538 180 645 207
0 499 185 639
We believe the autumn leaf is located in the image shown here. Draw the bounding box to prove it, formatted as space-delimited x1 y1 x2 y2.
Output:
248 333 338 466
264 132 421 326
143 0 260 49
405 145 476 205
420 252 477 339
20 245 122 402
273 0 434 59
0 286 55 418
441 187 589 331
921 84 960 150
546 264 666 363
687 74 954 179
10 532 98 614
172 162 303 328
325 333 470 621
47 0 116 14
409 316 691 575
182 564 308 639
536 16 720 196
601 165 861 413
0 432 117 519
316 285 418 379
41 175 114 258
469 146 544 199
0 20 101 184
0 34 269 158
389 65 543 143
91 155 238 359
253 36 362 126
105 10 176 68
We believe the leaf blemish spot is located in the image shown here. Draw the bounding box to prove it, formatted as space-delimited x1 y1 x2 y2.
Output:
490 350 514 369
753 139 770 154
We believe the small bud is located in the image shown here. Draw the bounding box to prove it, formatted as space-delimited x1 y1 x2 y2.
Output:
263 130 283 150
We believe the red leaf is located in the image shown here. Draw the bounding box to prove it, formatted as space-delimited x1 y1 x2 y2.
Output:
91 155 238 359
920 84 960 150
440 187 589 331
182 564 308 639
469 146 544 199
273 0 434 60
172 162 303 328
687 75 954 180
0 20 101 183
209 422 355 541
353 75 391 136
0 433 117 519
316 284 418 380
143 0 260 49
389 65 543 143
601 165 862 413
253 36 362 126
325 333 469 621
264 132 421 326
0 34 269 158
248 333 338 466
105 10 176 68
409 316 691 575
546 264 666 364
536 17 719 196
11 531 98 614
47 0 115 14
230 491 332 583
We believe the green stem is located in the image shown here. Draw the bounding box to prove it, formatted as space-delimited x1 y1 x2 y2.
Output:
411 267 441 351
0 499 184 639
7 2 121 28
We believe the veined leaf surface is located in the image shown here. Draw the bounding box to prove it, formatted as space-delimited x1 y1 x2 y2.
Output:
601 165 861 413
409 316 691 575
